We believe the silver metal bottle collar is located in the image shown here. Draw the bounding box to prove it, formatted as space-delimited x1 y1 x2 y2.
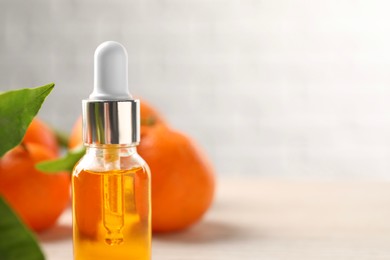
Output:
82 99 140 145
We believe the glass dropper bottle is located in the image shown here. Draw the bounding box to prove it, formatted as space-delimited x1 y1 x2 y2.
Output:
72 41 151 260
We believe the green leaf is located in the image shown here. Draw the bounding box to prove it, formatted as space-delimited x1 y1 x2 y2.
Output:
36 145 86 173
0 83 55 157
0 197 45 260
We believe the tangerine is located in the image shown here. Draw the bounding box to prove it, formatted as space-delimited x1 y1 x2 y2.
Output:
68 116 82 149
0 143 70 232
138 123 215 232
23 118 59 155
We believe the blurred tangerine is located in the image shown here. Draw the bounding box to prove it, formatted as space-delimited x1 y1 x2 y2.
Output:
0 143 70 232
23 118 59 155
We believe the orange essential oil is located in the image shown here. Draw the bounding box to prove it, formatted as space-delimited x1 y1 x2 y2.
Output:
72 41 151 259
72 148 151 260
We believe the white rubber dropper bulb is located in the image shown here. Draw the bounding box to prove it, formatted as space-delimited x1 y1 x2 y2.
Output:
90 41 131 100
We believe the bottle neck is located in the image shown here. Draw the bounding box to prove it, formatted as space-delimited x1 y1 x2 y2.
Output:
85 144 137 158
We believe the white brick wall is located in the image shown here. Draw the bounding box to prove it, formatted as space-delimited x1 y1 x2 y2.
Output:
2 0 390 178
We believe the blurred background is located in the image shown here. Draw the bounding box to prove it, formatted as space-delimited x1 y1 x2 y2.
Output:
1 0 390 179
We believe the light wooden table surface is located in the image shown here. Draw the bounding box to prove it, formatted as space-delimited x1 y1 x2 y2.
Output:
39 178 390 260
